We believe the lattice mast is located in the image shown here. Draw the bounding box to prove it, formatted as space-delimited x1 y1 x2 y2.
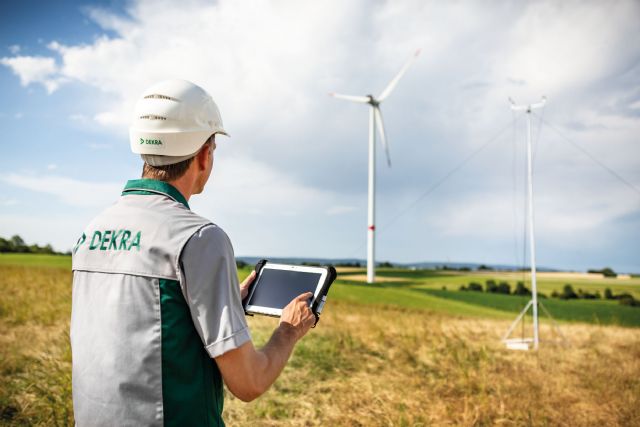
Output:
504 96 546 350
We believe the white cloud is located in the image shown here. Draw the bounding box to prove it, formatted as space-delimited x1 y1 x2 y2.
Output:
93 111 121 126
326 206 357 216
498 1 640 96
8 45 20 55
83 6 136 34
1 173 121 207
1 199 18 207
200 154 340 217
88 142 113 150
1 0 639 268
69 113 88 121
0 55 63 93
14 112 23 119
47 164 58 171
429 184 637 239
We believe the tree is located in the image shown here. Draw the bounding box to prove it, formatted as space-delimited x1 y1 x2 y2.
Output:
0 237 10 253
514 281 531 296
604 288 614 300
601 267 617 278
485 279 498 293
467 282 483 292
577 289 598 299
497 281 511 294
10 235 25 247
0 235 60 255
588 267 617 278
9 235 28 253
561 284 578 300
619 294 639 307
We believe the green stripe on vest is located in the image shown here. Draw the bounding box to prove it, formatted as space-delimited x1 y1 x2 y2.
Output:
159 279 224 426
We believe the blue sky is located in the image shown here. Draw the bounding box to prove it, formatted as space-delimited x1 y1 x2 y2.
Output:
1 0 639 272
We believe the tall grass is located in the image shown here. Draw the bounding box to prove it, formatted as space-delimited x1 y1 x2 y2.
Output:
0 265 73 426
1 261 639 426
224 301 640 426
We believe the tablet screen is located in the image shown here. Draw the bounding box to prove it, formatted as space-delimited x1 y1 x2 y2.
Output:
247 268 322 309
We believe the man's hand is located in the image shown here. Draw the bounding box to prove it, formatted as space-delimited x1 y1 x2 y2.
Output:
279 292 316 341
239 270 256 301
215 291 316 402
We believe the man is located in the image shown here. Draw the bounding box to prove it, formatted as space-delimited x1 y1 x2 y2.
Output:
71 79 316 426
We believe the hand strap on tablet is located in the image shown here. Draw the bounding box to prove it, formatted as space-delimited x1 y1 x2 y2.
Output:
242 259 268 316
254 259 268 275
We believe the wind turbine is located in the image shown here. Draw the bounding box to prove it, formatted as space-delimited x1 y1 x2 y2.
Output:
330 49 421 284
502 96 565 351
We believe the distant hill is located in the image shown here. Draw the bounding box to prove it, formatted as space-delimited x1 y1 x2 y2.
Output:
236 256 560 272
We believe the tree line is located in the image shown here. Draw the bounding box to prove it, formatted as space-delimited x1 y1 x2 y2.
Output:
0 235 63 255
458 279 639 308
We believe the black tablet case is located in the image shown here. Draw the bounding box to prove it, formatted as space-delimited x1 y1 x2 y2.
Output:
243 259 337 326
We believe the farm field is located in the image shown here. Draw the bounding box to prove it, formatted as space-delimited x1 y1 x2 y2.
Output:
1 255 639 426
0 254 71 269
338 268 640 299
331 268 640 328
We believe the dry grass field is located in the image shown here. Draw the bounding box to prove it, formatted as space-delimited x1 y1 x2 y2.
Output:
226 304 640 426
1 258 639 426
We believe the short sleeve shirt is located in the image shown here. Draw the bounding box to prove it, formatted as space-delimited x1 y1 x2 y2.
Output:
179 224 251 357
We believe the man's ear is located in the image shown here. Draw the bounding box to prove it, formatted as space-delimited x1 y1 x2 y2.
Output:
196 143 210 171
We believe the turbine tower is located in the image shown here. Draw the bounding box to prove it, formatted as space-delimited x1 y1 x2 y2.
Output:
330 49 421 283
504 96 547 350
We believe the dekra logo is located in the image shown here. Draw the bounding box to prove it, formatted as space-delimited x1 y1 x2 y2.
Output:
140 138 163 145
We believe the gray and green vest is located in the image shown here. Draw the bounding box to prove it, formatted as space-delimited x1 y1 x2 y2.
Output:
71 179 250 426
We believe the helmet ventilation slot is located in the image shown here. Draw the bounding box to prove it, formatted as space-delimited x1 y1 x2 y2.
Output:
144 94 179 102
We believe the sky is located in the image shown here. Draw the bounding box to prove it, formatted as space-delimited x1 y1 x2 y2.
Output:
1 0 639 272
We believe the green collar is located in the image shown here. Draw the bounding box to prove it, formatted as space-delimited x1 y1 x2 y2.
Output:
122 179 190 209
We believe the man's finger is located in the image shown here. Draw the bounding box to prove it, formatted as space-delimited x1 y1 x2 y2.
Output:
295 292 314 302
241 271 256 286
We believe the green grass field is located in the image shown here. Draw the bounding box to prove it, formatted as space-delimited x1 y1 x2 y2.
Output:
323 267 640 328
1 255 639 426
0 254 71 269
367 268 640 299
423 289 640 327
2 254 637 327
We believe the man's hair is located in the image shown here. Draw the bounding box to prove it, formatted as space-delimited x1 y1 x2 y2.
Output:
142 138 213 181
142 156 195 181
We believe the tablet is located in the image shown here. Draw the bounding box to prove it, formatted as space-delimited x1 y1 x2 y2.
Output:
244 261 336 320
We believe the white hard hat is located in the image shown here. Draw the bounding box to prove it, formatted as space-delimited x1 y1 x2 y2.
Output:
129 79 228 164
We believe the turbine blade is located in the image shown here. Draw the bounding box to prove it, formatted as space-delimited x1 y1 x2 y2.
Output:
374 107 391 167
377 48 421 102
328 92 370 103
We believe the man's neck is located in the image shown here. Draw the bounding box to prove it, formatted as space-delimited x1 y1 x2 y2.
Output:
167 177 195 202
